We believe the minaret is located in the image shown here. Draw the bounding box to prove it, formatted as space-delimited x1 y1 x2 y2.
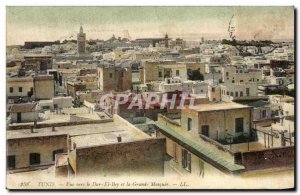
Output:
80 25 83 33
164 33 169 48
77 25 86 55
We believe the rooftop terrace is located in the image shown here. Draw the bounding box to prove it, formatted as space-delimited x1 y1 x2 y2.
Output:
187 102 250 112
7 115 151 148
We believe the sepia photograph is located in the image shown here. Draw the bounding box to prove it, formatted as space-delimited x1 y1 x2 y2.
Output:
5 5 295 190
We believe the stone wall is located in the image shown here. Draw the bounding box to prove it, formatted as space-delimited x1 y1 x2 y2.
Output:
7 134 68 169
240 146 294 170
98 67 132 92
74 138 166 177
34 79 55 100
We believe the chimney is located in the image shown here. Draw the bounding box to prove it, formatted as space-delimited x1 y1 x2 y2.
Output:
31 126 37 133
117 135 122 143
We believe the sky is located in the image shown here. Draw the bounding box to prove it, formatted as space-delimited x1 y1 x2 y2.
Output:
6 6 294 45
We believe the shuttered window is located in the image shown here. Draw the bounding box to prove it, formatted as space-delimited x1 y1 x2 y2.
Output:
182 149 191 172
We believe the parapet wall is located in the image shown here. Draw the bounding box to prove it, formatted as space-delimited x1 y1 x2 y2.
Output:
8 118 113 130
75 138 166 177
239 146 294 171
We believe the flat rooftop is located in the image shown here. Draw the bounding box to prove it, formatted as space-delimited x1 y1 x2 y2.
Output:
230 142 266 153
9 109 108 128
158 64 186 68
7 120 119 139
188 102 250 112
7 76 33 82
71 125 149 148
7 120 150 148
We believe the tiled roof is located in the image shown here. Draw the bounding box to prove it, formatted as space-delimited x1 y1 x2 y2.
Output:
247 100 270 107
10 103 37 113
156 122 245 173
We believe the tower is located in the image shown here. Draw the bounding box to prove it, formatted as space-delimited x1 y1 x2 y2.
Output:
123 30 131 41
77 25 86 55
164 33 169 48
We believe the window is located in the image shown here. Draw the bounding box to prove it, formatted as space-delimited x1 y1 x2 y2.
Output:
109 73 113 78
240 91 243 97
159 71 162 77
42 106 50 110
182 149 191 172
199 160 205 177
227 92 229 95
17 112 21 123
240 80 244 83
235 118 244 133
226 72 229 76
176 70 180 76
166 71 171 78
173 143 178 162
262 110 267 118
232 80 235 83
187 118 192 131
246 88 250 96
211 87 215 92
230 92 234 96
9 87 13 93
7 155 16 170
30 153 40 165
52 149 64 161
235 92 238 97
200 125 209 137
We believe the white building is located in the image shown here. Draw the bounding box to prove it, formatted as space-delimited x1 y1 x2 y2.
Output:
130 51 160 61
222 65 263 84
151 78 208 95
248 100 273 122
157 64 188 81
10 103 38 123
37 96 73 111
220 82 258 100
